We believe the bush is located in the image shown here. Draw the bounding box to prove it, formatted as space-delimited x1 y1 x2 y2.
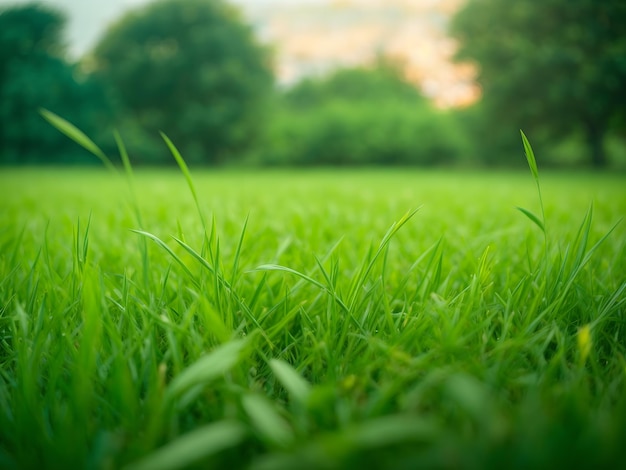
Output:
255 64 468 166
260 102 466 166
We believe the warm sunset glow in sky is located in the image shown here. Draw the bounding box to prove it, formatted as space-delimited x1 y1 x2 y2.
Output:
0 0 478 107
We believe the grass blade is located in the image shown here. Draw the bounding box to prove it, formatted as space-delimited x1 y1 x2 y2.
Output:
520 129 539 182
519 130 547 243
347 208 419 307
254 264 325 290
242 394 294 447
40 109 116 172
269 359 311 405
231 215 249 286
160 132 197 202
160 132 206 229
123 421 246 470
516 206 545 233
131 230 199 288
255 263 350 313
166 338 248 401
343 415 438 448
114 130 133 178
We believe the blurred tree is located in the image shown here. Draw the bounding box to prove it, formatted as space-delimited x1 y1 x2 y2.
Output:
284 61 425 109
90 0 273 165
257 63 466 166
452 0 626 167
0 3 104 164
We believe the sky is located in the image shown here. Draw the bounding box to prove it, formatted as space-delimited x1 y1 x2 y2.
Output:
0 0 330 57
0 0 475 106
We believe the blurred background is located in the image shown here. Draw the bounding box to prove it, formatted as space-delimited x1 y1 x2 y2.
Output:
0 0 624 168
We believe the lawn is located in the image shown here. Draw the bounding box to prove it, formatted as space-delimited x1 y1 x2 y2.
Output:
1 163 625 469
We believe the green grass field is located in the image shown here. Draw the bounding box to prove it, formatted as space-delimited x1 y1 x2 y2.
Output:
1 162 626 469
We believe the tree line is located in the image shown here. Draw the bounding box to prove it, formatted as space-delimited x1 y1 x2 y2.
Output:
1 0 624 168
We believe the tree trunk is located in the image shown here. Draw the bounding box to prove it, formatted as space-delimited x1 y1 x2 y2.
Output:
585 121 607 168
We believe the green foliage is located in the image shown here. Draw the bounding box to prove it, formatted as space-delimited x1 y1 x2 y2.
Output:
0 3 109 165
284 63 424 108
452 0 626 167
91 0 273 165
258 65 467 166
0 3 64 62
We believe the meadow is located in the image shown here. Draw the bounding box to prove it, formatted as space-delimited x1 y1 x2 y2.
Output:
1 150 626 468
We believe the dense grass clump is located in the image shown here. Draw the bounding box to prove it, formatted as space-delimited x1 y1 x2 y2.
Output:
1 127 625 469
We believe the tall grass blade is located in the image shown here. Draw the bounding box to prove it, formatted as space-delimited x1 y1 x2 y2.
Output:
160 132 197 201
269 359 311 405
123 421 246 470
40 109 116 172
516 207 545 233
445 374 490 423
166 338 248 401
520 129 539 182
572 204 593 271
75 263 103 413
254 264 325 294
231 216 249 286
115 131 150 288
242 394 294 447
255 264 349 313
131 230 198 287
347 208 419 307
114 130 134 180
570 217 621 285
172 236 219 278
169 235 266 332
343 415 438 448
519 130 547 242
160 132 205 228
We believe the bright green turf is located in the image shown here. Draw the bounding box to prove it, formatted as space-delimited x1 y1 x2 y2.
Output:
1 165 625 469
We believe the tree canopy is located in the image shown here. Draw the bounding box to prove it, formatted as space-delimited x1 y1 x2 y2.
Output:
91 0 274 165
0 3 103 164
452 0 626 167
